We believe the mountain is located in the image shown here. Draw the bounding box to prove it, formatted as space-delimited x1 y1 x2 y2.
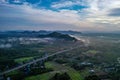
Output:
57 30 82 35
38 32 77 41
0 30 81 38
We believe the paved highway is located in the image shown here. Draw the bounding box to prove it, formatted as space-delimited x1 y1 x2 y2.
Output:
0 46 82 75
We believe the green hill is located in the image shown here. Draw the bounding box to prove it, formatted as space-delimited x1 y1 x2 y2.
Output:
39 32 77 41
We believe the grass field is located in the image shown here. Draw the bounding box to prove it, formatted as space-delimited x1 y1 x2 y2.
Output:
46 62 83 80
24 62 83 80
14 57 34 63
24 72 55 80
6 70 20 76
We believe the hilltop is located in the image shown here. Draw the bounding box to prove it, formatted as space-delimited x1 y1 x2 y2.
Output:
38 32 77 41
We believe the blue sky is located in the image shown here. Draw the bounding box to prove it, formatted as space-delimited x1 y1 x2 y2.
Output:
0 0 120 31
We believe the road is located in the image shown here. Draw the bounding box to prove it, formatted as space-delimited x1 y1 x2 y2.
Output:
0 46 82 75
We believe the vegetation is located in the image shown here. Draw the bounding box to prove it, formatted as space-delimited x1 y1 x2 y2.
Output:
38 32 77 41
24 73 55 80
0 31 120 80
49 72 71 80
46 62 83 80
15 57 34 63
84 75 101 80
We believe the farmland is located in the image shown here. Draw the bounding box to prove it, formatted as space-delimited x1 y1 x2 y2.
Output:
24 62 83 80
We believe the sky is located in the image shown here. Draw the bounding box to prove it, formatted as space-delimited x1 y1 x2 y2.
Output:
0 0 120 32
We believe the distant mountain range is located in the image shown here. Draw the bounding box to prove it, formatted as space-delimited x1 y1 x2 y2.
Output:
0 30 82 34
0 30 82 38
0 31 79 41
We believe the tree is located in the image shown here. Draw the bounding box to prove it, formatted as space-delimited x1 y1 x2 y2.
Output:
50 72 71 80
84 75 101 80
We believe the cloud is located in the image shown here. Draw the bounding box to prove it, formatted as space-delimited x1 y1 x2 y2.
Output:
12 0 21 3
80 0 120 24
108 8 120 16
0 0 120 31
51 0 85 9
0 0 8 3
0 3 82 30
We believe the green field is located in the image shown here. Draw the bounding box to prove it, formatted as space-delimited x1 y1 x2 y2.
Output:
24 73 55 80
14 57 34 63
6 70 20 76
46 62 83 80
24 62 83 80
